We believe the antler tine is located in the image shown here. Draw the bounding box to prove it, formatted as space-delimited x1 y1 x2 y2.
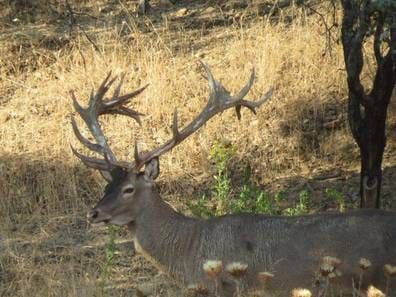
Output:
172 109 181 141
104 83 148 110
102 84 148 125
231 67 255 101
200 60 231 104
134 140 141 165
235 88 274 120
71 84 117 162
70 145 111 171
132 60 273 170
71 116 104 154
71 73 148 171
112 73 126 99
200 61 217 98
94 72 117 105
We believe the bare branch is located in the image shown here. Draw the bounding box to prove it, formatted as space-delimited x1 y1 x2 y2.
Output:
304 2 338 56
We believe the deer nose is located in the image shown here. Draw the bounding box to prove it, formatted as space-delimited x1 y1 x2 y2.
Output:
87 209 98 221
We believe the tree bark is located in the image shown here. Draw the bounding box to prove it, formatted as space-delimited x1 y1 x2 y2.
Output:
353 95 387 208
341 1 396 208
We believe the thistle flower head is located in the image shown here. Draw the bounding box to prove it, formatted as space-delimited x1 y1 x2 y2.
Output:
366 285 385 297
257 271 274 283
322 256 341 268
225 262 248 278
203 260 223 278
359 258 371 270
291 288 312 297
320 256 340 277
384 264 396 277
328 272 337 279
320 262 334 277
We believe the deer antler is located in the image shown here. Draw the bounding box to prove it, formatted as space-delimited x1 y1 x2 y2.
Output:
132 60 273 170
71 72 148 171
71 61 273 174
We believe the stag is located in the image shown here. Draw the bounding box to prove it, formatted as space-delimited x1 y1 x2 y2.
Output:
71 61 396 296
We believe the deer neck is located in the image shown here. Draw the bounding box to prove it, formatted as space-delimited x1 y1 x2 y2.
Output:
129 191 198 281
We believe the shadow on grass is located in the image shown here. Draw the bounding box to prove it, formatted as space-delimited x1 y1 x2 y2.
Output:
2 0 265 30
1 151 395 223
0 153 101 223
1 0 304 52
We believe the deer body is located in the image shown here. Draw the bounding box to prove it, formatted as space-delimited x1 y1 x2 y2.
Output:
70 63 395 296
127 182 396 296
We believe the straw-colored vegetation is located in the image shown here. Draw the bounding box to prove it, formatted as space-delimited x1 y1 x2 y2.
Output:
0 0 395 296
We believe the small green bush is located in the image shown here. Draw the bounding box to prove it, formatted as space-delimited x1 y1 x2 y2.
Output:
325 188 345 212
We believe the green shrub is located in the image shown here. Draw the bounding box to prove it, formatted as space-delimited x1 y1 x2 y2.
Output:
283 190 311 216
188 142 282 217
325 188 345 212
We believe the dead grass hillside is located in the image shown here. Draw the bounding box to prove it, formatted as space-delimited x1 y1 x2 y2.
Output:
0 0 395 296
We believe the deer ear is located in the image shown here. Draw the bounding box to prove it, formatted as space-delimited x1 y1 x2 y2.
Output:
144 158 160 180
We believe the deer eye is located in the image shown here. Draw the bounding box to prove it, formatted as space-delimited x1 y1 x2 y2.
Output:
123 187 134 194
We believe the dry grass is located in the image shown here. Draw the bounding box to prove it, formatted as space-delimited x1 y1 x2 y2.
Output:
0 1 395 296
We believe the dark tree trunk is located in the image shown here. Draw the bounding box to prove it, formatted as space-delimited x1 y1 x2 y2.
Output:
351 92 388 208
341 1 396 208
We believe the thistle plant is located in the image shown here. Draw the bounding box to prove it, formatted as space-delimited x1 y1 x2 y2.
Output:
359 258 371 270
203 260 223 296
366 285 385 297
384 264 396 296
257 272 274 295
291 288 312 297
319 256 342 297
357 258 371 295
257 271 274 285
203 260 223 278
225 262 248 297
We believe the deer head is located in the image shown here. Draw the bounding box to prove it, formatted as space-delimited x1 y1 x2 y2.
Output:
71 61 273 226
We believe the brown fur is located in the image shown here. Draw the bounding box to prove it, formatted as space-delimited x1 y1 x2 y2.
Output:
90 170 396 297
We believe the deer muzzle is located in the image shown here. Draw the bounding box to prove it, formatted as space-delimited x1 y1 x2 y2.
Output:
87 208 111 224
